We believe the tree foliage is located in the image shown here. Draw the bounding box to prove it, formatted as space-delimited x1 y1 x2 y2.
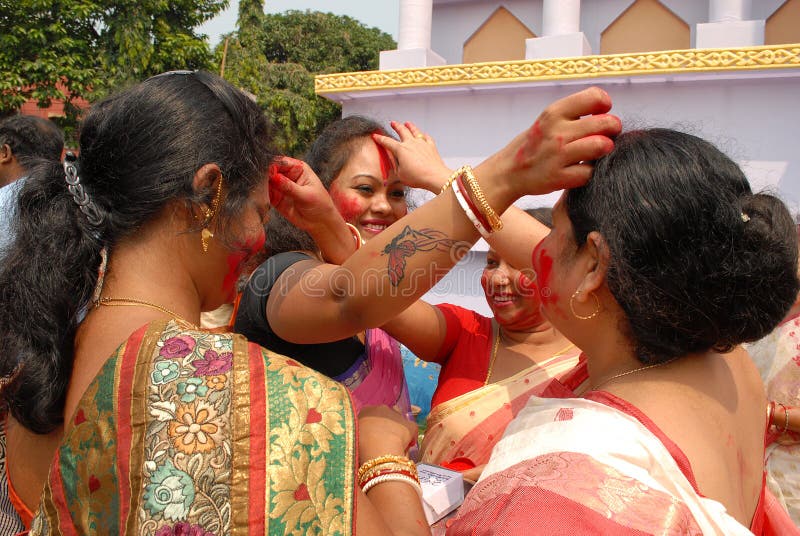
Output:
221 9 395 157
0 0 224 139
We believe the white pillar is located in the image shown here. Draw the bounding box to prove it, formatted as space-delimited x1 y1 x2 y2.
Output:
398 0 432 50
380 0 445 69
527 0 591 60
697 0 763 48
709 0 751 23
542 0 581 37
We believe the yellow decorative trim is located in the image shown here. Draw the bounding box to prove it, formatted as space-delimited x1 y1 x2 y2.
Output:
316 45 800 94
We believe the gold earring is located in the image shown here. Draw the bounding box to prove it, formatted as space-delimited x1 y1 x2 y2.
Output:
201 177 224 253
570 289 601 320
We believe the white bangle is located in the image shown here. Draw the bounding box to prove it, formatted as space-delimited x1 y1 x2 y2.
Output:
362 473 423 498
452 178 492 239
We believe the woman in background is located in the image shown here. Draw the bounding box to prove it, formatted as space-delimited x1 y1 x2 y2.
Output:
382 208 584 481
234 116 412 415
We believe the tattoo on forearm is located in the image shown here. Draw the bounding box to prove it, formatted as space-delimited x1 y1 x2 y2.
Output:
382 226 459 286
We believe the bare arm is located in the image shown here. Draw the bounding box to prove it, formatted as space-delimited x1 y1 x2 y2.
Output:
380 301 449 362
268 88 620 344
386 122 550 270
355 406 431 536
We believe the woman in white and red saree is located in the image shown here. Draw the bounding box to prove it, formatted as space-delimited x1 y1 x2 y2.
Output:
448 129 800 535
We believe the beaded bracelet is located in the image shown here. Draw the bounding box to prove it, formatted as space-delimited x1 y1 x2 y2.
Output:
452 177 492 239
361 473 423 498
458 165 504 232
357 455 416 481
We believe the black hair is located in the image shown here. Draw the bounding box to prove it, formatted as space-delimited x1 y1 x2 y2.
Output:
525 207 553 229
266 115 392 256
566 128 799 365
0 71 276 433
0 115 64 167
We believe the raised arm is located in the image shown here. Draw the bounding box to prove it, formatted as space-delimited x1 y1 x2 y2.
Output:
268 88 621 344
382 121 552 270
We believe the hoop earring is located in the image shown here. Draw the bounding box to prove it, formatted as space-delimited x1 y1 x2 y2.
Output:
201 177 224 253
570 290 600 320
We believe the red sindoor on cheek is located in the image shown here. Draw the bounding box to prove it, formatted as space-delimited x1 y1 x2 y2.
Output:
221 233 266 301
330 188 366 224
532 244 558 306
516 271 538 298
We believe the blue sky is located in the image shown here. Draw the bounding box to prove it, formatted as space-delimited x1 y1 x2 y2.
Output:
200 0 400 46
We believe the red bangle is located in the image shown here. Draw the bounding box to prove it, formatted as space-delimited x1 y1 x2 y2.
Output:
360 468 419 491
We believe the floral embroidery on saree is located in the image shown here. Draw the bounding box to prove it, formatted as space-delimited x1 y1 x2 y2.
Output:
30 321 356 535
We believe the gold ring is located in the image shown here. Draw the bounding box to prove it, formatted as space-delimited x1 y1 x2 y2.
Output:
415 133 425 139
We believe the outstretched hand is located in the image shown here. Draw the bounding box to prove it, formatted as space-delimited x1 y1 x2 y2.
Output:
484 87 622 198
372 121 453 193
268 156 340 232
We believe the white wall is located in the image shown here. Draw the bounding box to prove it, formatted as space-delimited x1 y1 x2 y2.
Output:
341 73 800 307
429 0 789 64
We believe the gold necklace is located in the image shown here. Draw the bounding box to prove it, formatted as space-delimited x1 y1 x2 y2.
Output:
95 297 199 329
484 325 576 386
590 358 677 392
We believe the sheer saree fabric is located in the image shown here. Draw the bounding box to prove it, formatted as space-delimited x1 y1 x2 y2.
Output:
340 329 412 420
29 320 356 535
746 313 800 525
420 350 581 470
448 393 787 535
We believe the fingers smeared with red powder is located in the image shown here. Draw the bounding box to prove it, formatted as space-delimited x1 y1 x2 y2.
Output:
222 233 266 301
268 157 305 208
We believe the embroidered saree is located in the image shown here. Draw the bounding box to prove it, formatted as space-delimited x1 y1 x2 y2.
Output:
420 350 582 470
448 392 797 535
29 320 356 535
746 313 800 525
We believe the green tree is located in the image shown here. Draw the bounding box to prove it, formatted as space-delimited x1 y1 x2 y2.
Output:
0 0 224 140
221 9 395 156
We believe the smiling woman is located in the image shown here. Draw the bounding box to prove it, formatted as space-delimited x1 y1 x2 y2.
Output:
380 208 584 482
233 116 414 415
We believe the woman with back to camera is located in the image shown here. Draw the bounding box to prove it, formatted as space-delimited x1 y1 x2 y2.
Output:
0 69 620 533
446 129 800 534
234 116 413 416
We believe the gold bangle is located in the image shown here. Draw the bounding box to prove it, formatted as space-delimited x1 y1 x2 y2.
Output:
777 402 790 435
345 222 364 248
439 168 462 195
457 165 503 232
359 462 419 487
357 455 415 481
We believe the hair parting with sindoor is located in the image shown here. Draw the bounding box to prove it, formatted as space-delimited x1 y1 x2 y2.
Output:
0 71 276 433
566 128 799 365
